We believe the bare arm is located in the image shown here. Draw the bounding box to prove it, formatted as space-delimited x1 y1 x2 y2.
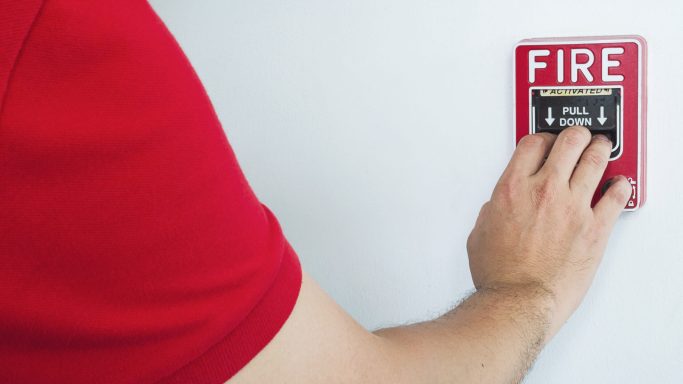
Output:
228 126 632 384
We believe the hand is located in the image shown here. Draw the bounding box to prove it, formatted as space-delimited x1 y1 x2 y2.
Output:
466 126 632 338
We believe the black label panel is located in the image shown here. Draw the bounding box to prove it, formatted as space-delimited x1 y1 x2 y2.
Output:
531 87 621 158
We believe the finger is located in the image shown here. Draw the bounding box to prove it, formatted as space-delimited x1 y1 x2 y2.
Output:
540 126 592 181
505 133 557 178
570 134 613 202
593 175 632 227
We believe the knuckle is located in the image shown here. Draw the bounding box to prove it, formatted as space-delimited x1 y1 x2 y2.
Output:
530 178 558 207
495 178 520 202
583 150 608 168
518 133 546 147
536 132 556 141
561 126 590 146
539 162 562 177
496 181 517 202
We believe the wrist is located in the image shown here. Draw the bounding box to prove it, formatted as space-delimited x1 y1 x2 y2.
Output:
475 281 558 343
477 280 556 305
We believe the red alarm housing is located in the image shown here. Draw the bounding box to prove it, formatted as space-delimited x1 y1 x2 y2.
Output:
514 36 647 210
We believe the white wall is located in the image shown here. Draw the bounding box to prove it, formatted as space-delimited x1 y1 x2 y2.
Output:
150 1 683 382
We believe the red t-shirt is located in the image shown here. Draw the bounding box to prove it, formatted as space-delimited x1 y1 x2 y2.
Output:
0 1 302 383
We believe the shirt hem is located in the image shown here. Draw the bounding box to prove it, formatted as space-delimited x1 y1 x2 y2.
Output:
155 241 303 384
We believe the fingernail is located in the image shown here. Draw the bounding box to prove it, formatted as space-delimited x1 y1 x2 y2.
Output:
593 134 611 143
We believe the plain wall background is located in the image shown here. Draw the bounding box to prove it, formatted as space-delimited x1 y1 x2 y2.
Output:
149 1 683 382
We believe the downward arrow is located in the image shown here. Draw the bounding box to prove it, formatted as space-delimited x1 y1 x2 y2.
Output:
597 106 608 125
545 107 555 126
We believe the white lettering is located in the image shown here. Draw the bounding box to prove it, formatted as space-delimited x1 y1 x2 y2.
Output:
602 47 625 82
557 49 564 83
562 106 589 115
529 50 550 83
571 49 595 82
560 117 592 126
530 48 623 84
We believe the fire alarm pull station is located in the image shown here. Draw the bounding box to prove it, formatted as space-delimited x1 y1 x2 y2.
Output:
514 36 647 210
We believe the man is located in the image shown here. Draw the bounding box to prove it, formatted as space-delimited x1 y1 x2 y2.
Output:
0 1 631 383
228 128 630 384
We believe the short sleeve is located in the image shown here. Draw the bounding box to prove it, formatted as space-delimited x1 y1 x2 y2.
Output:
0 1 302 383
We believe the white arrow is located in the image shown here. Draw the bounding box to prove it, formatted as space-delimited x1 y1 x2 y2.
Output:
597 106 608 125
545 107 555 126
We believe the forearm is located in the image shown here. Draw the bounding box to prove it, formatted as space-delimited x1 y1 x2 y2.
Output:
229 128 627 384
373 284 555 384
